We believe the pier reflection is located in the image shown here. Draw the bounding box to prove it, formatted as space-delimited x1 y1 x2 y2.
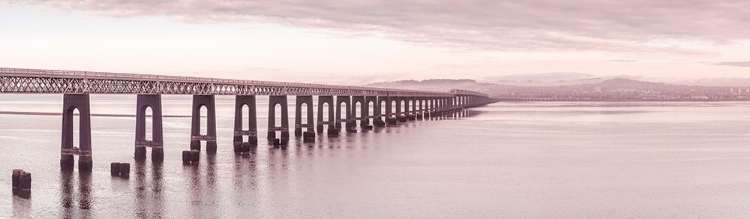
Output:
187 153 218 218
233 147 259 189
135 160 164 218
60 170 92 218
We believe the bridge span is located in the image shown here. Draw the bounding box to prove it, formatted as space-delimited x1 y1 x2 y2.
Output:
0 67 494 172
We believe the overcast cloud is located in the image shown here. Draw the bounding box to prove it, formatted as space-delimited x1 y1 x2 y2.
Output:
12 0 750 53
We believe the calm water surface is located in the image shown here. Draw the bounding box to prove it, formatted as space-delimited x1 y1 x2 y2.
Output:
2 95 750 218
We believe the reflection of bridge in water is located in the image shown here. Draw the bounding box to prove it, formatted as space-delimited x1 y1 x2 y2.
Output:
0 67 494 171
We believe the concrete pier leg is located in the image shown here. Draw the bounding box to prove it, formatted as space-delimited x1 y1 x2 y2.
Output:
416 98 424 120
135 94 164 161
294 96 315 137
60 155 74 171
119 163 131 178
152 148 164 161
374 97 387 127
385 98 398 125
317 96 336 135
335 96 351 132
407 97 417 121
351 96 365 129
364 96 378 128
78 156 93 172
394 98 402 123
190 95 217 154
397 97 409 122
182 151 191 165
134 147 147 161
61 94 93 172
268 96 290 145
111 163 120 177
444 98 450 117
234 95 258 154
13 170 32 198
345 121 357 133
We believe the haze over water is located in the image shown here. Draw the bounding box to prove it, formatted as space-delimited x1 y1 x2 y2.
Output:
2 95 750 218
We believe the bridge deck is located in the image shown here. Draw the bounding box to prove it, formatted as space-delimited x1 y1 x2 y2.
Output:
0 67 488 97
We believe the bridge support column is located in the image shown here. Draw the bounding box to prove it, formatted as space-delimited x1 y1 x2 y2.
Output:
351 96 365 132
442 98 449 118
450 97 456 118
363 96 377 129
429 98 435 119
61 94 93 172
408 97 417 121
430 98 436 119
398 97 409 123
373 96 386 127
294 96 315 142
317 96 336 136
335 96 352 132
435 98 440 118
389 98 401 125
380 97 394 126
190 95 217 154
417 97 425 120
423 98 431 120
443 98 450 117
268 96 290 145
234 95 257 154
134 94 164 161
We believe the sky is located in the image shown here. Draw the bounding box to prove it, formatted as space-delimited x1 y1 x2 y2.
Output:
0 1 749 84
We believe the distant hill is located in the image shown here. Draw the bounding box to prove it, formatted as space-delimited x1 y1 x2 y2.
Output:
367 79 501 94
481 72 606 86
367 78 744 100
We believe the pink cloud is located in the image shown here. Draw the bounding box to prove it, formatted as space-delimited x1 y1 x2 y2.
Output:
11 0 750 54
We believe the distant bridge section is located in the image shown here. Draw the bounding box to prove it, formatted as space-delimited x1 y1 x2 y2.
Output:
451 89 490 98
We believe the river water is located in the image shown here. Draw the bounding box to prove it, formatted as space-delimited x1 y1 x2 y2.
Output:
2 95 750 218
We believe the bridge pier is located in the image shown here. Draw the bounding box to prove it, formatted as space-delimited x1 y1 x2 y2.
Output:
429 98 436 119
373 96 386 127
443 98 450 117
449 97 456 118
425 98 430 119
398 97 409 123
60 94 93 172
387 98 400 125
379 96 393 126
317 96 336 136
407 97 417 121
364 96 378 129
417 98 425 120
434 98 443 118
351 96 366 131
414 98 420 120
442 98 450 118
134 94 164 161
190 95 217 154
294 96 315 142
268 96 290 145
335 96 353 132
234 95 257 154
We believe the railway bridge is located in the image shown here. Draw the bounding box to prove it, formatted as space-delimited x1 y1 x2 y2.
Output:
0 67 494 171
